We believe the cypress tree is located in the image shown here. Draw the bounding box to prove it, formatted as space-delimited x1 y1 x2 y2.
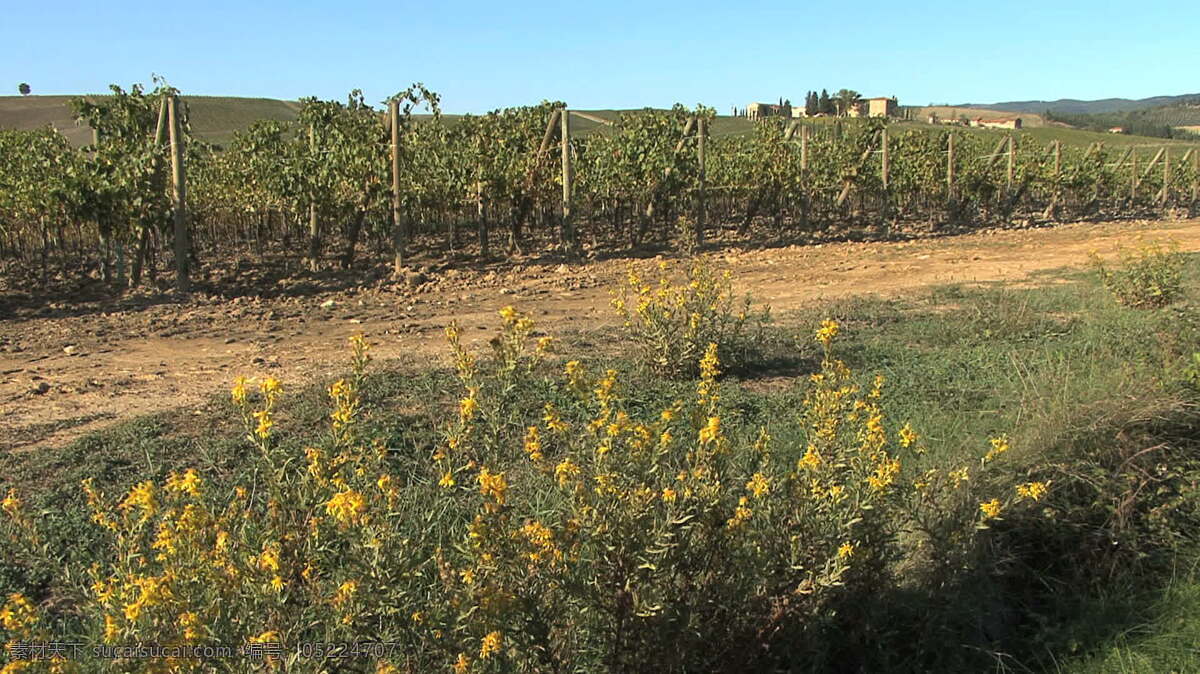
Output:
819 89 834 115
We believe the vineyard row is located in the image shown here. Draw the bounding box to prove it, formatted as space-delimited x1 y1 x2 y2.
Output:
1 84 1198 292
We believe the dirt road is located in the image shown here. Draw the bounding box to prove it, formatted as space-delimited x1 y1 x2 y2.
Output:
3 217 1198 450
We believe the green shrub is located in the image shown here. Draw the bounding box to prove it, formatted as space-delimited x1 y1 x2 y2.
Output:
1091 239 1186 308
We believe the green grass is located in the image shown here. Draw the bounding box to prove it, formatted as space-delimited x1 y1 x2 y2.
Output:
1061 568 1200 673
4 255 1200 670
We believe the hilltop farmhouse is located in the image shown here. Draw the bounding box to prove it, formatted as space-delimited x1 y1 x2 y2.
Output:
971 117 1023 130
745 96 899 119
846 97 899 118
747 102 793 119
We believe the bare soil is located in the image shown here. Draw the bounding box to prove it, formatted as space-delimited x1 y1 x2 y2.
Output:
3 217 1199 451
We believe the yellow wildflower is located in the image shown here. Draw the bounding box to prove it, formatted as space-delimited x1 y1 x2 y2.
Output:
269 575 285 593
498 306 517 323
1 489 21 517
165 469 203 497
439 471 456 489
103 614 120 643
118 481 156 522
898 423 918 449
661 488 677 503
980 499 1002 519
260 377 282 398
179 612 200 641
838 542 855 559
698 416 721 444
453 653 471 674
333 580 358 605
91 578 114 603
523 426 543 461
1 593 37 631
479 631 502 659
815 319 839 346
1016 481 1049 502
798 444 822 471
231 376 249 405
746 473 770 498
253 410 274 439
325 489 367 525
555 459 580 486
258 543 281 572
459 394 478 421
699 342 720 380
250 630 280 644
984 434 1010 462
478 469 508 511
543 403 569 433
726 497 752 529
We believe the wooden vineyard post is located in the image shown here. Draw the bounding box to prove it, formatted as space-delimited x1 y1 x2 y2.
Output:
800 124 810 227
1130 149 1137 201
167 94 190 293
696 116 706 249
390 99 404 274
308 124 319 271
800 124 810 172
946 133 956 206
1161 148 1170 206
1193 149 1199 206
1049 140 1062 218
130 96 169 288
1006 135 1015 193
560 108 575 256
881 127 889 191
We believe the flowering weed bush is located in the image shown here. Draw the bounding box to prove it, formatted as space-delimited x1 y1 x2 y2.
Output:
1 313 1049 672
611 258 770 378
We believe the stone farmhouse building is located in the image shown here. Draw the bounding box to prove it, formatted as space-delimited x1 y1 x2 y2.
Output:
746 96 899 119
747 102 793 120
970 117 1023 130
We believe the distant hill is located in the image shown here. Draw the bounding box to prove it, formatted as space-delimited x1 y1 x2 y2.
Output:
2 95 1195 153
0 95 300 147
963 94 1200 116
0 97 747 146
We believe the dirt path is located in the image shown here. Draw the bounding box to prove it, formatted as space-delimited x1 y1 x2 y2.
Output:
3 217 1198 451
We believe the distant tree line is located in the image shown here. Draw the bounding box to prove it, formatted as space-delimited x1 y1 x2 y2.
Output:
1045 106 1200 140
731 89 865 118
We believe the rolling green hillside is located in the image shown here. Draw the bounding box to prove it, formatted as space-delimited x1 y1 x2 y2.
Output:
965 93 1200 115
2 95 1196 152
0 95 299 147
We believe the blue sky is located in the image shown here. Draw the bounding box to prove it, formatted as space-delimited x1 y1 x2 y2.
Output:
6 0 1197 113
